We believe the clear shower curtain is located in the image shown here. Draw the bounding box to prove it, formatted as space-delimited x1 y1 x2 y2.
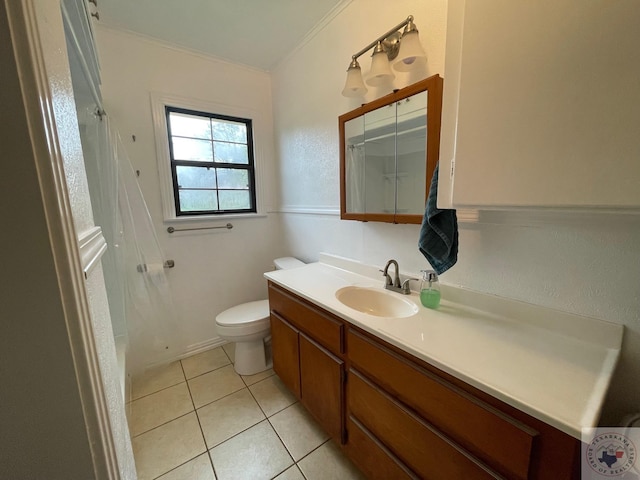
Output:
83 113 176 375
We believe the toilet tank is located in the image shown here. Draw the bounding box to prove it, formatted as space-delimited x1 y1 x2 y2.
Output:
273 257 304 270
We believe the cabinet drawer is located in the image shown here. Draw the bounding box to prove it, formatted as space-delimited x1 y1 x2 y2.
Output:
349 370 501 480
345 416 417 480
348 330 536 480
268 283 343 355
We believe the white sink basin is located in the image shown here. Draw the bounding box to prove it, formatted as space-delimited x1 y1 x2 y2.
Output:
335 286 419 318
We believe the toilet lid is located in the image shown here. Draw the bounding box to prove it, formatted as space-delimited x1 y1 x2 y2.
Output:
216 299 270 326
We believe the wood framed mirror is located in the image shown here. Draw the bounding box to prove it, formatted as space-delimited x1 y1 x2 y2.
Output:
339 74 443 224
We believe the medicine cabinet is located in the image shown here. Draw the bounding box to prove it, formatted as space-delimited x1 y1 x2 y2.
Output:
339 75 443 224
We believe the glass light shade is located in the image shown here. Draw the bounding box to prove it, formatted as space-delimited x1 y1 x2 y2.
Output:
342 63 368 97
366 49 395 86
393 30 427 72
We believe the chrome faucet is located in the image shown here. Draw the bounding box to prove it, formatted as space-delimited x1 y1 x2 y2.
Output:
382 259 400 288
381 259 415 295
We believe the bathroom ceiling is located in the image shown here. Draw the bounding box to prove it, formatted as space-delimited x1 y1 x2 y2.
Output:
95 0 349 71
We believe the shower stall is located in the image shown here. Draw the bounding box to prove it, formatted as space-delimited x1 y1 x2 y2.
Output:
64 2 175 388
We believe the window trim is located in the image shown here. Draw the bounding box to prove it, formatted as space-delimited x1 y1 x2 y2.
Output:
151 92 265 222
165 106 257 216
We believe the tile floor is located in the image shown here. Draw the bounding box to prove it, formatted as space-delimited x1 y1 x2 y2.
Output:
128 343 366 480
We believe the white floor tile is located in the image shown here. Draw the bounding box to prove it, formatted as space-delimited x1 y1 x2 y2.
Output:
129 382 193 437
156 453 216 480
209 420 293 480
241 368 275 386
132 412 206 480
269 403 329 461
249 375 297 417
273 465 305 480
181 347 230 379
129 350 364 480
197 388 265 448
131 361 185 400
297 440 365 480
188 364 245 408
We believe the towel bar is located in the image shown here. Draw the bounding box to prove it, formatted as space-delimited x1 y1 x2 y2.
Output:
136 260 175 272
167 223 233 234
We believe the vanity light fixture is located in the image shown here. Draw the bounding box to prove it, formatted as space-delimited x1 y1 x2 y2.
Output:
341 15 427 97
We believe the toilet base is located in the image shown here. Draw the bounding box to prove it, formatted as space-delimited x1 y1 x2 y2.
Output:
233 338 271 375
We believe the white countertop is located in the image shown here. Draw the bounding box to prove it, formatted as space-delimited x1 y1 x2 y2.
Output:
264 254 623 439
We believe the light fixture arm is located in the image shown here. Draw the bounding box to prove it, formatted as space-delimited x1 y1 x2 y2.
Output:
349 15 415 62
342 14 425 97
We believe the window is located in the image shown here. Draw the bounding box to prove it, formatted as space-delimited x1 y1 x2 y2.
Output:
165 106 257 216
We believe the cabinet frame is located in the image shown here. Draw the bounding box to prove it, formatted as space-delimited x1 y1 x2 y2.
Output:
339 75 443 224
346 325 581 480
268 282 581 479
268 283 347 444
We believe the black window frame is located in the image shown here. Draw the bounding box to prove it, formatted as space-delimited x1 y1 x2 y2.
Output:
165 106 257 217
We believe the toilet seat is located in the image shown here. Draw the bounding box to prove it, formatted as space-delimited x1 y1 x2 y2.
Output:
214 257 304 375
215 299 270 337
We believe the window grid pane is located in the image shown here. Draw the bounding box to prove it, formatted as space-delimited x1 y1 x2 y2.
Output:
218 190 251 210
169 112 212 139
176 165 216 189
216 168 249 189
167 106 256 216
172 137 214 162
213 141 249 164
212 119 247 143
178 190 219 212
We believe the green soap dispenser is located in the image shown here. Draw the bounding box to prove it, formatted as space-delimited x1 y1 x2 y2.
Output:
420 270 441 309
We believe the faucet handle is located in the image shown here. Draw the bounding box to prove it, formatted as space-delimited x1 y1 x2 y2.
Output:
401 277 419 294
379 269 393 286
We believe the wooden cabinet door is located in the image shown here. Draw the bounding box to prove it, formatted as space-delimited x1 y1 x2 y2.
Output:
299 333 345 443
270 312 301 399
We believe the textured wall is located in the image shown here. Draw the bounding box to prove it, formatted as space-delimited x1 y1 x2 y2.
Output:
85 264 136 477
274 0 447 211
43 1 137 476
0 6 95 474
0 1 130 477
95 27 286 357
271 0 640 424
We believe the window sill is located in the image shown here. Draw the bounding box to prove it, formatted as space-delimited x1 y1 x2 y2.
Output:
165 212 267 224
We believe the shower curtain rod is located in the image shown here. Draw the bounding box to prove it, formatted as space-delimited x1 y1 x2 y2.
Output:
61 3 104 113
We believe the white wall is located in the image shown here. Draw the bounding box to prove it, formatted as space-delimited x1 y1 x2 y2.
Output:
95 27 286 359
271 0 640 424
1 9 95 470
1 0 135 477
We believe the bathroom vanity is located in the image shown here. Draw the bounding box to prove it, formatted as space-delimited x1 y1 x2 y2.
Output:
265 255 623 479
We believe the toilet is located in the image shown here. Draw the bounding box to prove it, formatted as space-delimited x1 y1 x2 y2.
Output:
215 257 305 375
